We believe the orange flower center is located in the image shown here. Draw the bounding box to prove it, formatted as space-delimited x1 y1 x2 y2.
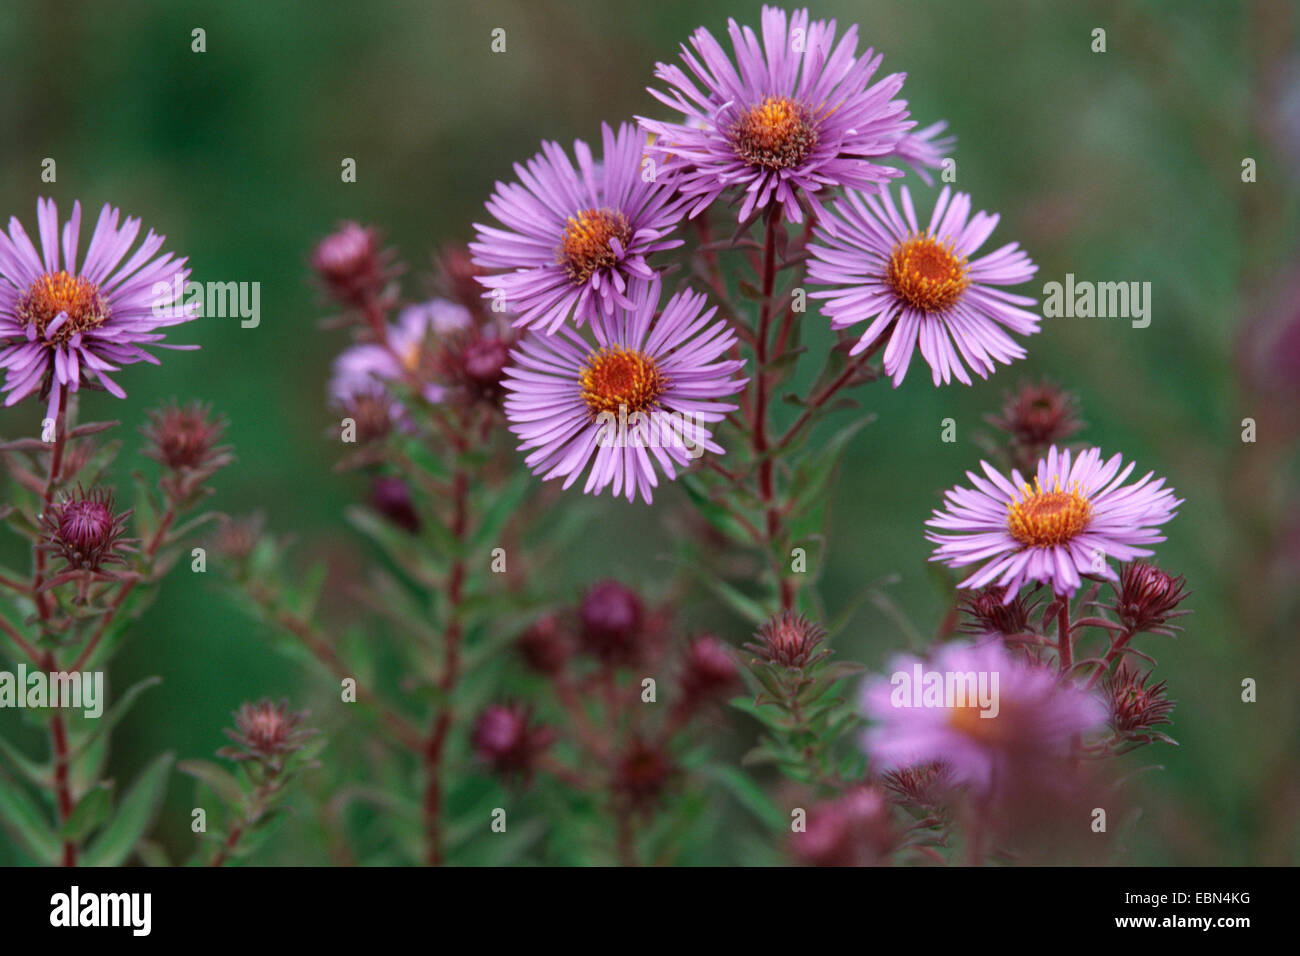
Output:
730 95 819 170
558 208 632 285
947 704 1003 743
18 271 111 344
1006 477 1092 547
579 346 665 418
886 234 970 312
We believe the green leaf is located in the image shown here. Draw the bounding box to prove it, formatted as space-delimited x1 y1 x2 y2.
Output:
62 783 111 841
82 752 173 867
0 733 50 787
178 759 245 810
67 675 163 766
0 775 60 863
701 764 786 831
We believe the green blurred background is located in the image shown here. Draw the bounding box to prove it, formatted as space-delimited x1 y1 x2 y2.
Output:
1 0 1296 864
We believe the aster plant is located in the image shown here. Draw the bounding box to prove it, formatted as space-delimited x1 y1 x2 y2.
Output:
0 198 232 866
226 5 1193 867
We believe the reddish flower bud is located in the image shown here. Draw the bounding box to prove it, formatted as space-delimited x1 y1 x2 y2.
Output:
42 486 132 572
881 762 954 809
311 222 394 309
612 739 675 809
433 243 487 314
745 610 829 669
1104 664 1176 738
958 585 1036 637
472 703 553 778
213 513 265 563
680 635 739 703
369 475 420 534
1113 562 1190 635
141 400 231 473
219 698 317 763
579 580 645 664
791 786 895 867
517 614 570 675
987 379 1083 448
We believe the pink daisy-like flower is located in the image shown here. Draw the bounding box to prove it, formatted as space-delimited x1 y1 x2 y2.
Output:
926 446 1182 599
638 6 913 223
861 641 1106 794
502 277 746 504
0 198 196 421
808 184 1040 387
328 298 467 406
470 122 686 334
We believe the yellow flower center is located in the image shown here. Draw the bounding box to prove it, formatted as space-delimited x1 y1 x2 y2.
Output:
18 271 111 344
558 208 632 285
1006 476 1092 547
579 346 665 418
886 234 970 313
730 95 819 170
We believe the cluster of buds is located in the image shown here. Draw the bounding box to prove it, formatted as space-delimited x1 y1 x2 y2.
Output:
491 580 736 844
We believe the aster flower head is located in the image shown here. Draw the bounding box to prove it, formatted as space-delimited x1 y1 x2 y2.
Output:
1112 561 1190 635
328 298 461 408
926 446 1182 600
219 698 318 765
808 185 1040 387
0 199 197 421
470 122 686 334
502 277 747 504
861 641 1106 793
41 485 134 573
639 6 913 223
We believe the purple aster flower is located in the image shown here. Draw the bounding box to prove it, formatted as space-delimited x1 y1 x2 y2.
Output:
881 120 956 186
502 277 747 504
926 446 1182 599
0 198 196 421
470 122 686 334
860 641 1106 794
808 184 1040 387
638 6 912 223
328 298 461 406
